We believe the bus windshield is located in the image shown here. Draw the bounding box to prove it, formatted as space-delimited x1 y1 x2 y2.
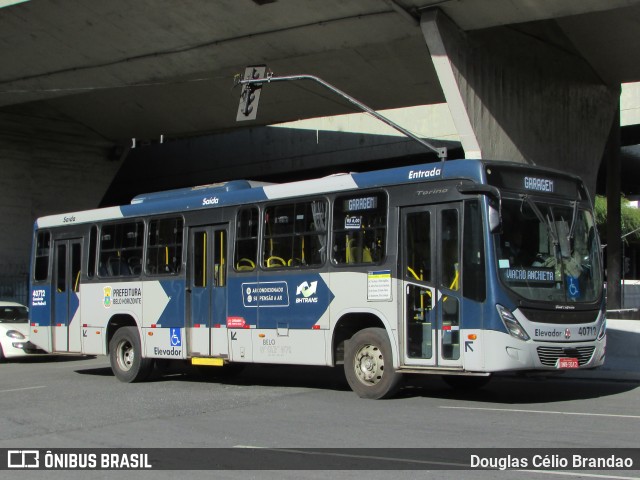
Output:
496 197 602 303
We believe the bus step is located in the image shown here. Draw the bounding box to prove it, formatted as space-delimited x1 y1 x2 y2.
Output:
191 357 225 366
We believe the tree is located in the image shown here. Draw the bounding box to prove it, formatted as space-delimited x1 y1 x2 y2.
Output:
594 195 640 246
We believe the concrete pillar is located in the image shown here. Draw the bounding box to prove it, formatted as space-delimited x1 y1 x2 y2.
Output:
420 9 619 196
606 104 622 309
0 105 121 289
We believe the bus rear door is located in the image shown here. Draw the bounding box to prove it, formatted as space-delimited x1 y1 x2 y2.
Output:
52 238 83 352
187 225 229 358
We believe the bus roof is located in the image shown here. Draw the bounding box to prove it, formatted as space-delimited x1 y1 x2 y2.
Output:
34 159 579 229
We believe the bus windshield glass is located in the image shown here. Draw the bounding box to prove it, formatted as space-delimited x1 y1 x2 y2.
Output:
496 197 602 303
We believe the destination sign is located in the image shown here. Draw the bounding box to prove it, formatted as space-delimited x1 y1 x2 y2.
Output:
485 165 583 199
500 268 556 284
343 196 378 212
524 176 554 193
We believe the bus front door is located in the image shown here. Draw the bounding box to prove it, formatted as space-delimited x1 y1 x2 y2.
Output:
401 204 463 369
188 226 229 358
52 238 82 352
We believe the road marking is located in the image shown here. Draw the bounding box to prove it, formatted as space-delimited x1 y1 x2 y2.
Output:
0 385 46 394
440 406 640 420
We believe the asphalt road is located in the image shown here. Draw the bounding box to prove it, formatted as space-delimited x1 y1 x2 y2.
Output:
1 355 639 480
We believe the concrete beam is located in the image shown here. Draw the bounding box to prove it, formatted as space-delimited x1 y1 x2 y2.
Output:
0 104 120 275
101 126 458 206
420 9 619 196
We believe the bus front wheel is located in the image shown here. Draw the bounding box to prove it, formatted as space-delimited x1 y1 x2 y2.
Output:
109 326 153 383
344 328 401 399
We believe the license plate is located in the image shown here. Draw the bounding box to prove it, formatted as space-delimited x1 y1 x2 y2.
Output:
557 357 579 369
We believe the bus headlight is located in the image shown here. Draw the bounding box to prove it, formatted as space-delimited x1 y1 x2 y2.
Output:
496 305 530 341
6 330 26 340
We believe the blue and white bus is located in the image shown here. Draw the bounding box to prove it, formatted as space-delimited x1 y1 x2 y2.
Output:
29 159 606 398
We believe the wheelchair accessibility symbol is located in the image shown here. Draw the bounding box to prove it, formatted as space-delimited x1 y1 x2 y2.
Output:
170 328 182 347
566 276 580 299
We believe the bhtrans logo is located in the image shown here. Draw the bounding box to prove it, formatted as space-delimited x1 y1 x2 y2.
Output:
296 281 318 304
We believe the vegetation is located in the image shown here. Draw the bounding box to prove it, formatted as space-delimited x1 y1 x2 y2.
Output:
594 195 640 245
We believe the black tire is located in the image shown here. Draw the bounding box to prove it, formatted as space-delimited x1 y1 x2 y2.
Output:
344 327 402 399
109 326 154 383
0 344 5 362
442 375 491 390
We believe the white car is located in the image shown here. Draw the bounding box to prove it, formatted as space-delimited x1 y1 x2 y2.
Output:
0 301 44 360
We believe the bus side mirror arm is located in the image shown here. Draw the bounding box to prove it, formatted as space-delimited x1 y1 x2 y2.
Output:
457 184 502 233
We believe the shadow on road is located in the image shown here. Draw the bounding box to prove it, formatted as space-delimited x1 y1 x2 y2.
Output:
11 354 95 364
73 359 639 403
400 373 639 404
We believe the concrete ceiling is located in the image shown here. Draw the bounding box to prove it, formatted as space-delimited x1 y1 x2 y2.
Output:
1 0 640 142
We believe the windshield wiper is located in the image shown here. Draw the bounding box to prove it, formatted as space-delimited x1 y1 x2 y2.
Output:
521 194 559 247
567 200 578 241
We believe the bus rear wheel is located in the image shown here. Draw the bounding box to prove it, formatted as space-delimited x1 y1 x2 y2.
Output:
109 326 153 383
344 327 401 399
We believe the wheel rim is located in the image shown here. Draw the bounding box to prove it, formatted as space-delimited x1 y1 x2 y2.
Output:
353 343 384 386
116 339 134 372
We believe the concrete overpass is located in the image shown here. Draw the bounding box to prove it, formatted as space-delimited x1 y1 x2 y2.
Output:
2 0 640 305
2 0 640 138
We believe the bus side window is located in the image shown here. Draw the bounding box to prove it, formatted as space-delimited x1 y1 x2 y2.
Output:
34 231 51 282
88 226 97 278
146 217 184 275
263 204 293 268
98 221 144 277
235 207 258 272
262 200 327 268
332 193 386 265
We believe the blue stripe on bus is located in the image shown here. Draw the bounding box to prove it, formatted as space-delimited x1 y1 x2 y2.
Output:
227 273 334 329
155 279 186 328
118 160 487 219
30 285 52 326
351 159 484 189
120 187 270 218
37 160 491 228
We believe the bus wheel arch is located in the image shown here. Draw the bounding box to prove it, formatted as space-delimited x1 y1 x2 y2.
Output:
106 315 153 383
106 314 138 352
332 312 386 366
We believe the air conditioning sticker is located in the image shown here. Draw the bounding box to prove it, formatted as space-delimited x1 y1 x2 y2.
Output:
242 281 289 307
